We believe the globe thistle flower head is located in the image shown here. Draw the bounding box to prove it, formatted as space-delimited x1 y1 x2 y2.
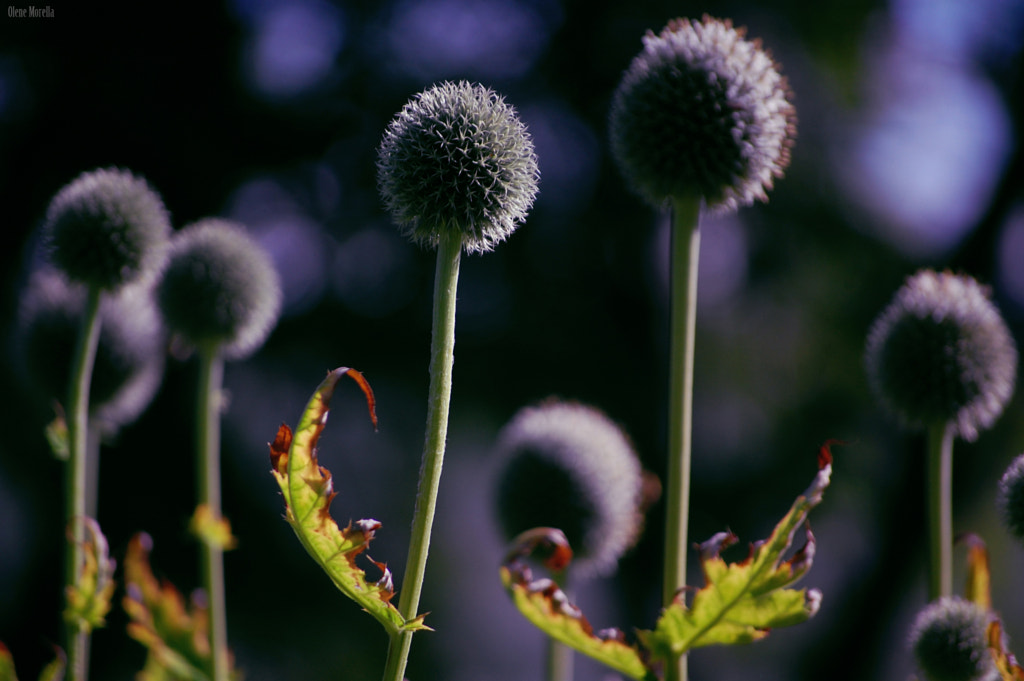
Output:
156 219 282 360
909 597 993 681
865 270 1017 442
493 400 644 577
377 80 539 254
43 167 171 290
998 453 1024 544
17 268 165 429
609 16 796 212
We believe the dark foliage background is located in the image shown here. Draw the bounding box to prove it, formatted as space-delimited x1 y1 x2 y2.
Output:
1 1 1023 680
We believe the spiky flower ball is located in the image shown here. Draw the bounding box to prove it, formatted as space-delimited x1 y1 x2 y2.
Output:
494 400 643 577
909 597 993 681
609 16 796 212
156 219 281 359
998 453 1024 544
865 270 1017 441
17 268 165 429
43 167 171 290
377 80 539 253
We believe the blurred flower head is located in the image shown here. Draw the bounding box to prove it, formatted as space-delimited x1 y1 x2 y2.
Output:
17 267 165 431
609 16 796 212
998 453 1024 545
377 80 539 254
908 596 993 681
157 219 282 359
493 400 644 577
43 167 171 291
865 270 1017 441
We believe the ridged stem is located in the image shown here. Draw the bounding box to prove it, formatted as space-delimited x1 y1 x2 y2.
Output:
382 231 462 681
197 346 229 681
64 286 102 681
663 196 701 681
926 422 954 600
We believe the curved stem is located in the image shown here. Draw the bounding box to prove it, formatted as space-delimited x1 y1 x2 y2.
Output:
64 286 103 681
382 232 462 681
926 422 954 600
663 196 701 681
197 347 229 681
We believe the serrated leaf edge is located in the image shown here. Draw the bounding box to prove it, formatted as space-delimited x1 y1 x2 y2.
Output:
270 367 429 636
640 446 833 657
500 528 655 681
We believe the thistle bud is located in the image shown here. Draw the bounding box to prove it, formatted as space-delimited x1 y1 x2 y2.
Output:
865 270 1017 441
43 167 171 290
609 16 796 212
909 597 993 681
493 400 643 577
377 80 539 253
156 219 282 359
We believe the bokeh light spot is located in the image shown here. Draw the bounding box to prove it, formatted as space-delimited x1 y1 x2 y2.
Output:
385 0 556 80
241 0 345 98
841 46 1010 257
332 226 416 318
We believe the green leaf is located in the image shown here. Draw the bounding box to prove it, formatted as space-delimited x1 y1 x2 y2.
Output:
949 534 1024 681
959 536 1024 681
500 528 655 681
64 517 115 633
269 367 428 636
960 533 991 611
123 533 228 681
638 442 835 660
36 655 65 681
0 643 66 681
501 441 836 680
189 505 237 551
988 618 1024 681
0 643 18 681
45 412 69 461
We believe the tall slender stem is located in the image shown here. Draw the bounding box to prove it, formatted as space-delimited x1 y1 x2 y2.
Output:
64 286 102 681
197 347 229 681
382 232 462 681
545 571 573 681
926 422 954 600
663 196 701 681
85 427 102 519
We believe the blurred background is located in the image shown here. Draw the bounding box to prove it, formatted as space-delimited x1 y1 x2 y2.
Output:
1 0 1023 679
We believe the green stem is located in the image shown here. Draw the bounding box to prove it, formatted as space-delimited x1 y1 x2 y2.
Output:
85 427 102 519
545 571 573 681
926 422 954 600
197 347 229 681
663 196 701 681
64 286 102 681
382 232 462 681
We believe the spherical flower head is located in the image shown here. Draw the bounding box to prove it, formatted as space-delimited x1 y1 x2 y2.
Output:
377 80 539 254
493 400 643 577
17 268 165 429
997 453 1024 544
609 16 796 212
909 597 993 681
865 270 1017 441
156 219 282 360
43 167 171 290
